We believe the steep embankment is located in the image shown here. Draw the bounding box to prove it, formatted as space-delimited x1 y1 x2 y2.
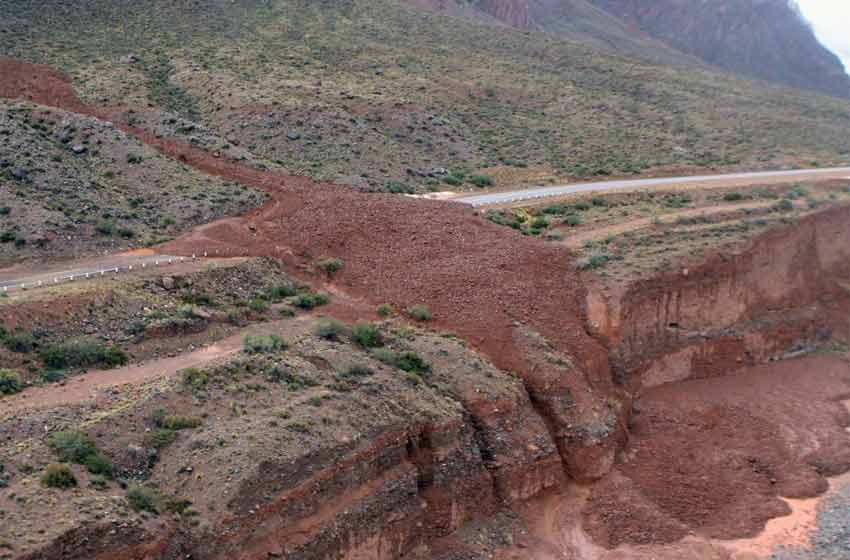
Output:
588 203 850 389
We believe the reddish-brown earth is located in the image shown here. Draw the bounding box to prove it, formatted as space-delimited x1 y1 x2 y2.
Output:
3 55 850 560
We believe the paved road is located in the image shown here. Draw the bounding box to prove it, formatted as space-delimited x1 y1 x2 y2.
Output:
0 254 186 292
453 167 850 207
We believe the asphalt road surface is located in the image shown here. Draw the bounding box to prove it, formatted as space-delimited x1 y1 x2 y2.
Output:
453 167 850 207
0 254 185 292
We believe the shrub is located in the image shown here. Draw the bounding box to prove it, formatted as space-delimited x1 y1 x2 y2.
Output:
266 284 297 302
0 369 23 395
407 305 432 321
723 192 744 202
785 185 808 199
773 199 794 212
247 298 269 313
48 430 98 464
158 415 202 430
83 452 114 477
126 485 159 513
315 319 347 340
394 351 431 374
564 214 582 227
375 349 431 375
316 257 344 276
529 217 549 230
341 363 373 378
41 463 77 489
351 322 382 347
574 202 591 211
144 428 177 449
3 331 35 353
181 367 209 390
469 174 494 188
95 220 115 235
293 292 331 309
376 303 393 317
385 180 414 194
243 334 287 354
576 253 611 271
40 338 128 370
126 154 143 164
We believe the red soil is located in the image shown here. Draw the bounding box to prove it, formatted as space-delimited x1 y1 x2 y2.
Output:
583 354 850 547
0 56 619 487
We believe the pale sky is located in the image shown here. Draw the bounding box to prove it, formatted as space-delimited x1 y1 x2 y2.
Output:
795 0 850 73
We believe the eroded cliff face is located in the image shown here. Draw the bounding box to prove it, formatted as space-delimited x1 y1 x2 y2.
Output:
588 203 850 390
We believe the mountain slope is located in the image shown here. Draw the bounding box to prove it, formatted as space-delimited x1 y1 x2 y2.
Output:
592 0 850 98
411 0 850 98
0 0 848 195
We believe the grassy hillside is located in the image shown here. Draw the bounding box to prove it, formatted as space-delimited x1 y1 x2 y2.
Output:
1 0 849 193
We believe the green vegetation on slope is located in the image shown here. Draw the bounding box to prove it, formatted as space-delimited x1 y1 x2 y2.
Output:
1 0 849 194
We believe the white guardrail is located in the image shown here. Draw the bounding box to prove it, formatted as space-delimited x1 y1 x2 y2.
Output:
0 252 222 294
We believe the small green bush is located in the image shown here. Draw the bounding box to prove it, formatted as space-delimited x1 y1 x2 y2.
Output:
243 334 287 354
351 322 382 347
95 220 115 235
576 253 611 271
376 303 393 317
41 463 77 489
394 351 431 374
3 331 35 353
144 428 177 449
407 305 432 321
266 284 297 301
375 349 431 375
315 319 347 340
47 429 113 476
341 363 373 378
48 430 98 464
293 292 331 309
0 369 23 395
40 338 127 370
469 175 494 188
564 214 582 227
316 257 344 276
247 298 269 313
158 415 202 430
723 192 744 202
181 367 209 390
126 485 191 515
385 180 414 194
774 199 794 212
126 485 159 513
83 452 114 477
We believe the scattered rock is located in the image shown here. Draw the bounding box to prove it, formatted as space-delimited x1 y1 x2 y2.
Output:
71 144 87 155
286 132 301 141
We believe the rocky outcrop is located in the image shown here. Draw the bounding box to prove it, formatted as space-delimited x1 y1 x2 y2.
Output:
591 0 850 98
